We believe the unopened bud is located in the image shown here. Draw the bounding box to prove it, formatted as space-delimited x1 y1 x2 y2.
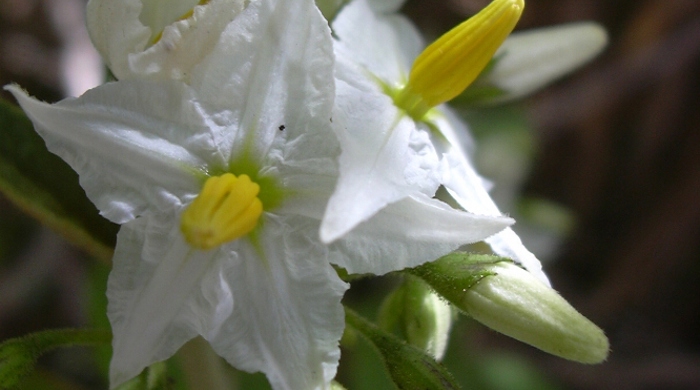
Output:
410 253 609 364
378 276 454 360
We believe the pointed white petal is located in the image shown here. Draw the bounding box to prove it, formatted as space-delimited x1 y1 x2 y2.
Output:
425 110 550 285
5 82 220 223
477 22 608 105
87 0 246 80
441 148 551 286
331 193 512 275
189 0 338 170
207 215 348 390
332 0 423 83
321 62 441 243
428 107 477 158
107 214 233 387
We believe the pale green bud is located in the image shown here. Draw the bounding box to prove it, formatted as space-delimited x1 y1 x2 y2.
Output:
411 253 609 364
464 261 609 363
379 276 454 360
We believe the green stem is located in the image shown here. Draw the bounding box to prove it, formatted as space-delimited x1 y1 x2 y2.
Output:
344 306 461 390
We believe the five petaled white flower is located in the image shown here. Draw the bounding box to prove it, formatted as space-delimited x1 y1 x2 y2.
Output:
7 0 512 388
325 0 551 285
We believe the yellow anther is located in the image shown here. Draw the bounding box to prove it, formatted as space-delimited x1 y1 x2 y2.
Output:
181 173 263 250
395 0 524 119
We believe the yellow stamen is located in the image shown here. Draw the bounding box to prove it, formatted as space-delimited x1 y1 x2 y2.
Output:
395 0 524 119
181 173 263 250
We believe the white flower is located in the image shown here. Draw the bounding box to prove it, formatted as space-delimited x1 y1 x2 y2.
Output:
87 0 246 80
6 0 511 388
324 0 551 285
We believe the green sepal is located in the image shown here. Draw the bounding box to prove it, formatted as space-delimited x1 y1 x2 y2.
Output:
344 307 461 390
0 98 118 262
0 328 111 388
408 253 506 306
452 56 508 106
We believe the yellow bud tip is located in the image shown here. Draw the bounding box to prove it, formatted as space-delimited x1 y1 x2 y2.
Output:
181 173 263 250
397 0 524 117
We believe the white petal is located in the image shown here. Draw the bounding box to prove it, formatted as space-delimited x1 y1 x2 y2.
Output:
138 0 202 43
441 149 551 286
425 110 550 284
481 22 609 104
87 0 246 80
207 215 348 390
429 107 477 159
86 0 148 78
5 82 219 223
107 214 234 387
321 62 441 243
330 193 513 275
189 0 338 171
332 0 423 83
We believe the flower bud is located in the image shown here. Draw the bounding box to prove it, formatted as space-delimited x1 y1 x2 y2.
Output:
378 276 454 360
411 253 609 364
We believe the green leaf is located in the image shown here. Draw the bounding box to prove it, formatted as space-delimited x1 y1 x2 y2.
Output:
0 98 118 261
0 328 111 388
0 196 37 265
344 307 461 390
